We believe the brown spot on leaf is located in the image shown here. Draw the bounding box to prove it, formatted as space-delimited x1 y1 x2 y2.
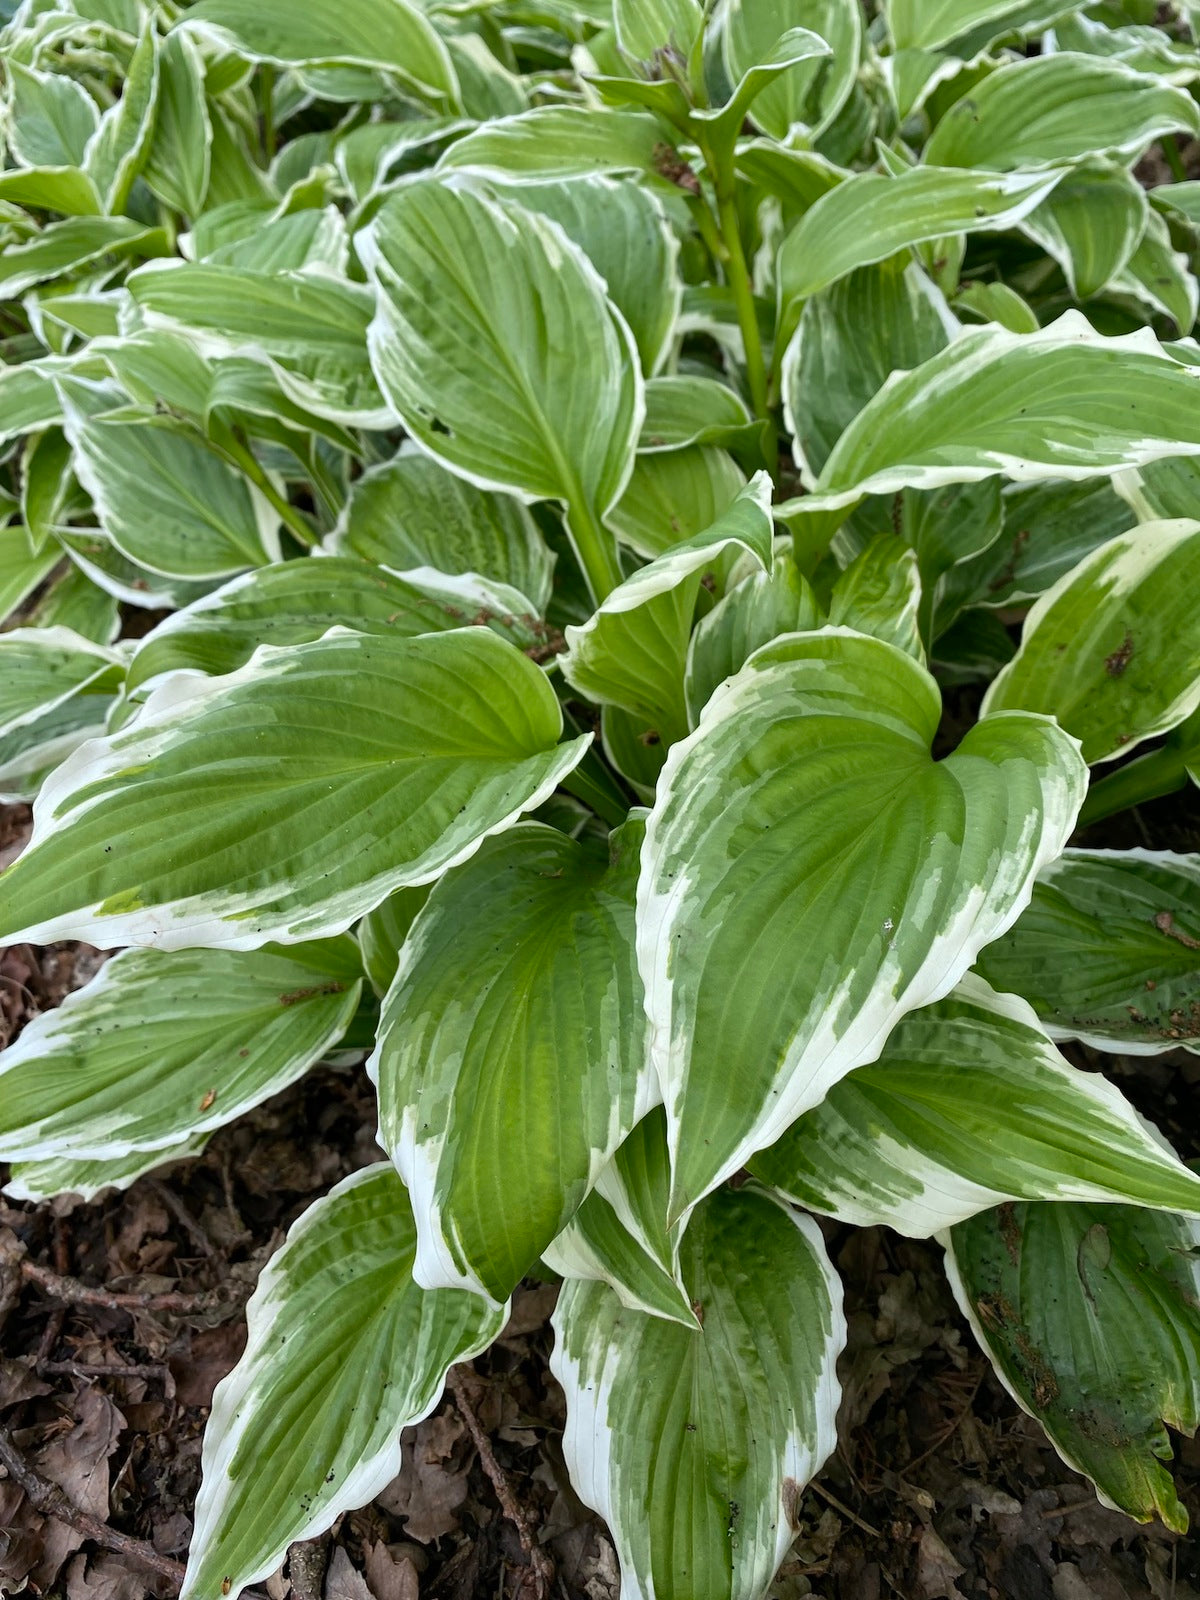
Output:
1104 631 1134 677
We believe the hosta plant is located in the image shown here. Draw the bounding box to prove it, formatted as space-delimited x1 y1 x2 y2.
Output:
4 0 1200 1594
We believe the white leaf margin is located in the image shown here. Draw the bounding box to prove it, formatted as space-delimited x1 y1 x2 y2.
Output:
549 1195 845 1600
184 1164 507 1600
5 628 591 951
637 626 1089 1229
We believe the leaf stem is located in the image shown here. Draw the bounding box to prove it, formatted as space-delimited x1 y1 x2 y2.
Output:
560 757 630 827
686 192 727 275
1164 133 1187 185
564 493 625 606
260 64 277 166
715 188 770 422
215 423 317 549
698 133 778 477
1077 743 1190 828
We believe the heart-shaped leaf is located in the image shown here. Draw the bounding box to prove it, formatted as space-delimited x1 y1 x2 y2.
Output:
639 627 1087 1224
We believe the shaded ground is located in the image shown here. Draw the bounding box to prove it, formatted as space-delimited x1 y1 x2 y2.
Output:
1 794 1199 1600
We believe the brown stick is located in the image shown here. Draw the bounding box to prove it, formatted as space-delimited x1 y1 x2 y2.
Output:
39 1360 171 1382
287 1536 328 1600
447 1367 555 1598
808 1480 884 1541
21 1259 242 1316
0 1419 186 1585
0 1227 24 1337
35 1218 71 1364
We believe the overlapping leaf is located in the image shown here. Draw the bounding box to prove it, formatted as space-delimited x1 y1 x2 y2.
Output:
329 448 552 608
124 558 545 693
0 940 362 1162
0 629 589 949
924 52 1200 169
552 1186 844 1600
180 0 458 104
776 166 1062 324
975 850 1200 1054
789 314 1200 512
638 628 1087 1224
752 976 1200 1234
945 1200 1200 1532
983 520 1200 764
370 818 652 1302
561 475 774 747
360 181 641 601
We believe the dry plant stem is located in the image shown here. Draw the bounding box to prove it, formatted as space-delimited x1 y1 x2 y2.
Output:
39 1360 171 1381
21 1258 241 1316
149 1178 216 1261
808 1479 884 1540
35 1218 70 1364
0 1228 26 1336
446 1367 556 1599
0 1420 187 1585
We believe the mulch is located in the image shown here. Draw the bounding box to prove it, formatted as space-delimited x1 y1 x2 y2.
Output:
0 778 1198 1600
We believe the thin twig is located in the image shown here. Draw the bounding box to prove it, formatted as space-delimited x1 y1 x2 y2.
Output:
903 1369 987 1474
35 1219 71 1364
0 1419 186 1585
808 1480 884 1540
1040 1496 1102 1520
148 1178 217 1260
447 1367 555 1599
21 1259 243 1316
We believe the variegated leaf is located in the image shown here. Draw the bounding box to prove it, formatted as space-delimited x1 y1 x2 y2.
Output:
543 1108 693 1327
551 1186 844 1600
975 849 1200 1055
684 549 820 725
127 261 392 428
0 630 589 949
788 314 1200 513
360 181 640 602
924 52 1200 170
607 445 747 559
328 446 553 612
752 976 1200 1234
983 520 1200 764
639 627 1087 1224
562 475 774 746
0 940 362 1162
945 1200 1200 1532
777 166 1061 328
181 1165 506 1600
717 0 860 140
370 818 652 1302
180 0 458 105
124 558 546 695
